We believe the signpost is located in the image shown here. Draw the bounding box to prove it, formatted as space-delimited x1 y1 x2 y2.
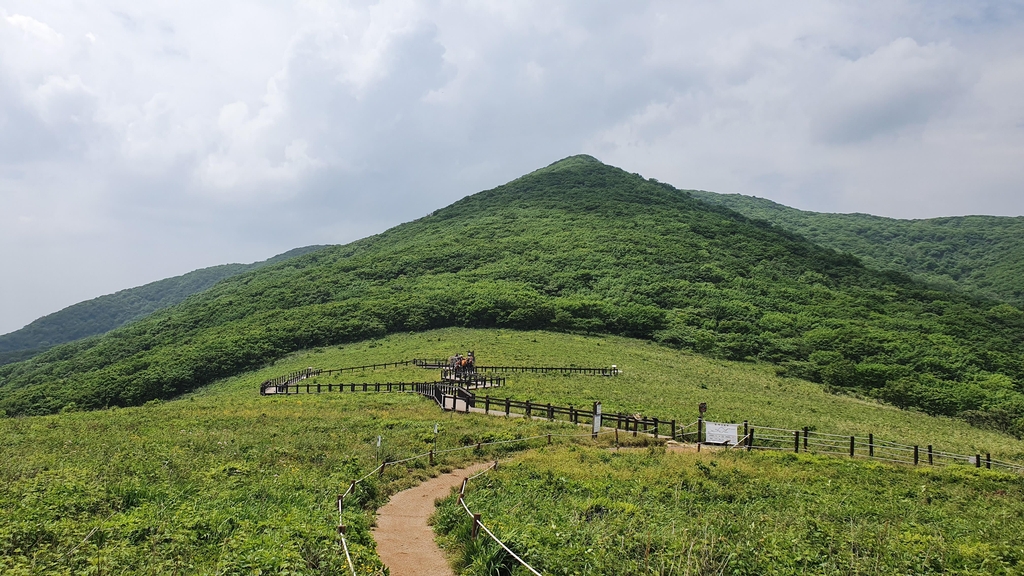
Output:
704 422 740 446
592 402 602 438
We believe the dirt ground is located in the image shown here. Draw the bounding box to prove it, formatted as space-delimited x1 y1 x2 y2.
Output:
372 462 493 576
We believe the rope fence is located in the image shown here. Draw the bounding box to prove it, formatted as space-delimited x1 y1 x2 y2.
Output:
334 428 617 574
690 419 1024 474
458 464 544 576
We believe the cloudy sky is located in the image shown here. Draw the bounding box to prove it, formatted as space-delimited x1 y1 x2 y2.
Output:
2 1 1023 334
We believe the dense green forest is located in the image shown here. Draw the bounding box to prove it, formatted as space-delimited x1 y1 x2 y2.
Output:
690 190 1024 307
1 156 1023 437
0 245 326 366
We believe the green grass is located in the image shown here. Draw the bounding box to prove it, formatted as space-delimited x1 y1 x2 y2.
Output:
435 445 1024 575
0 334 588 575
299 329 1024 460
4 328 1024 574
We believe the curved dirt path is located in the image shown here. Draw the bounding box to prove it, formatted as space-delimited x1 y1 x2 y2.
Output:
372 462 493 576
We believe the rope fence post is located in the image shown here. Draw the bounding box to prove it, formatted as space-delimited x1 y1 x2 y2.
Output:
850 436 855 458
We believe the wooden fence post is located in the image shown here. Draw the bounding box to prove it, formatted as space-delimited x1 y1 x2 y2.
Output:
505 398 511 417
484 396 490 414
928 445 933 465
653 418 659 439
671 420 676 440
794 430 800 453
869 434 874 458
914 445 919 465
747 428 754 451
429 450 434 466
803 427 809 450
743 421 748 444
697 418 703 446
526 400 532 418
849 436 855 458
379 461 387 478
547 433 551 445
987 453 992 469
472 514 481 539
976 454 981 468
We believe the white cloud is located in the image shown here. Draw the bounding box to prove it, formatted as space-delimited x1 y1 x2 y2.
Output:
4 12 63 45
812 38 968 144
1 0 1024 333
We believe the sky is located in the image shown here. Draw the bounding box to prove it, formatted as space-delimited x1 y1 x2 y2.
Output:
2 1 1023 334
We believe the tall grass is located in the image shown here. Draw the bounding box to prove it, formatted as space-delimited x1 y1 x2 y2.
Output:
4 328 1023 573
436 445 1024 575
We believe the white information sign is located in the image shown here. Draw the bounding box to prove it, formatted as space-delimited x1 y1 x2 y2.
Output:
704 422 739 446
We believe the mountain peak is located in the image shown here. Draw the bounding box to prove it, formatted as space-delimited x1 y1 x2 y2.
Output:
534 154 604 174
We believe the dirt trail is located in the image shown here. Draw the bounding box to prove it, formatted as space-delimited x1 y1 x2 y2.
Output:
372 462 493 576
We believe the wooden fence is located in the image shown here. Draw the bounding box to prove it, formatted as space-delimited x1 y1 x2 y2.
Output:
260 360 617 393
414 359 619 375
260 366 1024 475
677 419 1024 474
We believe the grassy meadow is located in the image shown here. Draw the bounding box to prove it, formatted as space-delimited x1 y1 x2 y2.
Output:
301 328 1024 460
0 334 588 575
436 446 1024 575
4 327 1024 574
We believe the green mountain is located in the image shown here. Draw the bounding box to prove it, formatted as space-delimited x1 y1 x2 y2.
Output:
690 191 1024 307
1 156 1022 435
0 245 327 366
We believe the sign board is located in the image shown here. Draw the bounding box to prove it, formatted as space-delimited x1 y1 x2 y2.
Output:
704 422 739 446
592 402 602 435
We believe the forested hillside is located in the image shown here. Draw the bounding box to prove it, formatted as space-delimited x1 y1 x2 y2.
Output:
0 245 326 366
1 156 1022 436
690 190 1024 307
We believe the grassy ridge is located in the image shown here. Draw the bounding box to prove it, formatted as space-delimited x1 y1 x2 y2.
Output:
296 329 1024 458
1 156 1023 437
0 245 327 366
4 329 1023 574
690 190 1024 307
0 332 584 574
436 446 1024 575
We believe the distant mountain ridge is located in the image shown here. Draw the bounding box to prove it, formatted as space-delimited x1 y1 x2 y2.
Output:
1 156 1022 439
0 245 328 366
690 191 1024 307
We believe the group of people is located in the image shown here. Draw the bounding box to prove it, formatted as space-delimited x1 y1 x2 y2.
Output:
448 351 475 371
